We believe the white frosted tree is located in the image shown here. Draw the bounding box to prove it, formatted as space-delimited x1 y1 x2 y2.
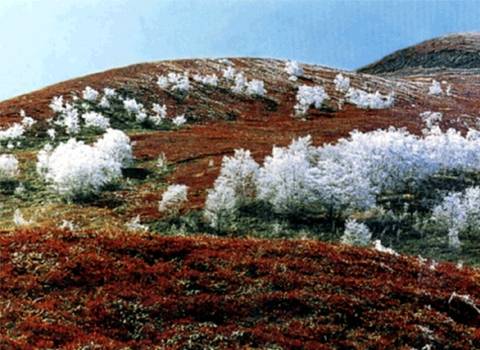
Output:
432 187 480 249
159 184 188 215
341 219 372 246
204 149 259 230
257 136 320 215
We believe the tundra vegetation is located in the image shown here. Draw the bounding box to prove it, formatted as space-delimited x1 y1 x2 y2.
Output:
0 54 480 349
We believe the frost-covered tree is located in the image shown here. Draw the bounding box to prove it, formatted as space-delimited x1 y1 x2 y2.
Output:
420 111 443 130
94 128 133 167
294 85 329 117
204 149 259 229
428 80 443 95
0 154 19 180
222 66 236 80
53 103 81 135
99 96 110 109
345 88 394 109
82 86 99 101
341 219 372 246
432 187 480 249
257 136 320 215
20 110 36 129
232 73 246 94
157 72 190 93
103 87 116 97
284 60 304 80
159 184 188 214
36 129 132 200
172 115 187 127
204 180 237 231
333 73 350 93
0 123 25 142
37 140 122 200
49 96 65 113
149 103 167 126
193 74 218 87
245 79 266 97
82 111 110 130
123 98 148 123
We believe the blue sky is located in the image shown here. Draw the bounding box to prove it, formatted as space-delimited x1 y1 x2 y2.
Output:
0 0 479 100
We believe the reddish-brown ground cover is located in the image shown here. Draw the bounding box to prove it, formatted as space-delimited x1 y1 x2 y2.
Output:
0 228 479 349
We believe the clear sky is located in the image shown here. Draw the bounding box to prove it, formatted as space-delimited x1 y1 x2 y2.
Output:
0 0 479 100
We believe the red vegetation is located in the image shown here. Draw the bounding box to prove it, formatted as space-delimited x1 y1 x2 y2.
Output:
0 229 479 349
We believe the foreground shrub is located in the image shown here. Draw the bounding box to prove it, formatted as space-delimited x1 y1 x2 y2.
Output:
204 149 259 229
37 129 131 200
341 219 372 246
94 128 133 167
257 136 320 215
432 187 480 249
0 154 19 180
159 184 188 215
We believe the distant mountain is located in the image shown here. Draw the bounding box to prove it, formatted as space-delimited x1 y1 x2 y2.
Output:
359 32 480 75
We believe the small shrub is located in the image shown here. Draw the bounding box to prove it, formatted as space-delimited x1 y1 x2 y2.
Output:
245 79 266 97
294 85 329 116
341 219 372 246
37 129 132 200
432 187 480 248
204 149 259 229
284 60 304 80
159 184 188 215
334 73 350 93
428 80 443 95
345 88 394 109
82 111 110 130
0 154 19 180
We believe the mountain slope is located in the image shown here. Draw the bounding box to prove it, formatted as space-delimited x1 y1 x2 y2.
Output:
1 38 480 348
1 57 480 215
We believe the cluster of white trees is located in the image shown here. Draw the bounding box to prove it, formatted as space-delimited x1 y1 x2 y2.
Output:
291 69 395 117
0 154 19 180
345 88 395 109
0 110 37 147
432 187 480 249
49 85 186 134
157 72 190 93
204 127 480 248
192 73 218 87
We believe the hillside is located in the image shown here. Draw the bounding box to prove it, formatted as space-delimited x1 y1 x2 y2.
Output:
1 35 480 349
1 57 480 215
358 32 480 75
